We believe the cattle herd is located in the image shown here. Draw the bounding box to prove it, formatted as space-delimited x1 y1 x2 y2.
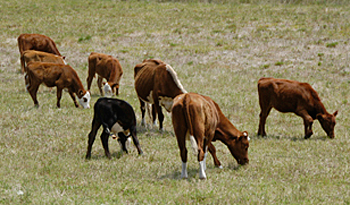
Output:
17 33 338 180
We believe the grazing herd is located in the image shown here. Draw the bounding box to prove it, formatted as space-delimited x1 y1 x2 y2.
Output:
18 33 338 180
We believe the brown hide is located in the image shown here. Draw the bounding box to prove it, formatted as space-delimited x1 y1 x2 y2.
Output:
21 50 65 73
18 34 63 74
134 59 186 130
87 52 123 96
172 93 249 179
257 77 338 138
25 62 89 108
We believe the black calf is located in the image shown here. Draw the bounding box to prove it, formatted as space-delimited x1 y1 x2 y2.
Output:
86 97 143 159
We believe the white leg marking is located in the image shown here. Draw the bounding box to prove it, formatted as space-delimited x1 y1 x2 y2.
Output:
189 135 198 155
181 162 188 179
199 160 207 179
126 137 131 151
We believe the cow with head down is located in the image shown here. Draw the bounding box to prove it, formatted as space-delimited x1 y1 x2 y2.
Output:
172 92 250 179
134 59 187 131
257 77 338 139
87 52 123 97
18 33 63 74
25 62 90 109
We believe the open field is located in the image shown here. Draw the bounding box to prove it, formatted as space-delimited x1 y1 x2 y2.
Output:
1 0 350 204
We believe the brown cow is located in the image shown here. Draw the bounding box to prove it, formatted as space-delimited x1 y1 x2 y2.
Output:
18 34 63 74
87 52 123 96
134 59 187 130
25 62 91 109
21 50 66 73
257 77 338 139
172 93 250 179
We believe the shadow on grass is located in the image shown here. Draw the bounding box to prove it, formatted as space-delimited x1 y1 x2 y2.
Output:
84 151 127 161
253 134 328 141
136 124 175 137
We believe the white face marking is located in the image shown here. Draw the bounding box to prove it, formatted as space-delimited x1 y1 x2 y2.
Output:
103 83 112 97
158 96 173 112
78 91 91 109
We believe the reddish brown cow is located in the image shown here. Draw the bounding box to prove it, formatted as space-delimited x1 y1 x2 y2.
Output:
257 77 338 139
21 50 66 73
134 59 187 130
18 34 63 73
87 52 123 96
172 93 250 179
25 62 91 109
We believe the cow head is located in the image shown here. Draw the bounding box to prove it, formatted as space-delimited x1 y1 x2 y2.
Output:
317 110 338 138
115 132 132 153
226 131 250 165
77 90 91 109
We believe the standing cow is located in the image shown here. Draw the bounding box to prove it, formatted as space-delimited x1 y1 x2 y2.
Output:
134 59 187 130
172 92 250 179
87 52 123 97
86 97 143 159
257 77 338 139
25 62 90 109
18 34 63 73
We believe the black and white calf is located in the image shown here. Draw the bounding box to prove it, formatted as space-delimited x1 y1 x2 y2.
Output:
85 97 143 159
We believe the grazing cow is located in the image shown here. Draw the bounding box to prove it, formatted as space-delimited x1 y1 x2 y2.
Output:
25 62 90 109
85 97 143 159
172 93 250 179
257 77 338 139
21 50 66 73
18 34 63 74
87 52 123 96
134 59 187 130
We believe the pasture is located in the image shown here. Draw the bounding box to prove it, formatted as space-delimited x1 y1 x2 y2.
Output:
1 0 350 204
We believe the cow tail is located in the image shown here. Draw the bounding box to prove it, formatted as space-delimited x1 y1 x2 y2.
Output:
183 94 198 155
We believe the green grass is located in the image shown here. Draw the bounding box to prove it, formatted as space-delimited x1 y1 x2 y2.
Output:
1 0 350 204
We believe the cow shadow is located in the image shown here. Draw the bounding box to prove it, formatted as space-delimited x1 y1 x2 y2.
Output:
84 151 126 161
254 134 328 141
136 125 175 137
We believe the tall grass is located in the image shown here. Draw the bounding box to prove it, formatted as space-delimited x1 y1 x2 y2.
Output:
1 0 350 204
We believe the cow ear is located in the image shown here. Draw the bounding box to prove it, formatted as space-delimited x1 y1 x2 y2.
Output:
112 83 119 89
333 110 338 117
316 113 323 121
78 90 84 96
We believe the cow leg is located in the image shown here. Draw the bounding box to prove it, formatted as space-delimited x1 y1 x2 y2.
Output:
208 142 223 168
258 107 272 137
172 104 188 179
56 87 63 108
86 118 101 159
298 111 314 139
151 104 157 127
68 90 79 108
86 67 95 92
97 76 103 96
100 132 111 159
139 99 146 126
27 82 40 107
154 103 164 131
197 138 207 180
130 128 143 155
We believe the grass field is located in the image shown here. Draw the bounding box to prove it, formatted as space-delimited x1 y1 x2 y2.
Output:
1 0 350 204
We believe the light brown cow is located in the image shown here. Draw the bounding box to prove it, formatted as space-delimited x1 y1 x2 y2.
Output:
172 92 250 179
134 59 187 130
21 50 66 73
257 77 338 139
18 34 63 74
25 62 90 109
87 52 123 97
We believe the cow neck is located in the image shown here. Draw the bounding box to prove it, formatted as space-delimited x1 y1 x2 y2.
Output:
71 75 84 98
313 98 328 115
214 111 240 144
